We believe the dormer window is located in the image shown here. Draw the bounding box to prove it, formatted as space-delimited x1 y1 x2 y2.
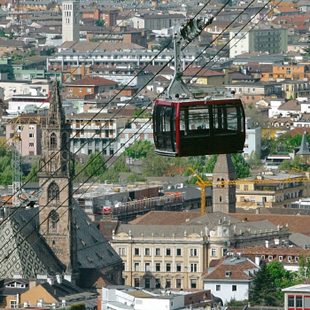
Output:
295 257 299 263
279 256 283 262
288 256 292 262
225 271 232 277
268 255 273 262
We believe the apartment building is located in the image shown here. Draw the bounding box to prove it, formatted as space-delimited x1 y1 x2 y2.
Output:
229 24 288 58
131 14 185 30
67 111 126 156
46 42 198 70
236 172 310 209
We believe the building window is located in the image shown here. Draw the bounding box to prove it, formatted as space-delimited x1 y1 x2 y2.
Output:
279 256 283 262
79 88 82 92
296 297 302 308
155 248 160 255
134 248 139 255
176 263 182 272
268 255 273 262
145 263 150 272
216 285 221 291
166 248 171 256
232 285 237 291
144 278 150 288
29 143 34 148
288 297 294 307
176 248 181 256
145 248 150 256
134 278 139 287
155 278 161 288
48 182 59 201
165 279 171 288
166 263 171 272
29 133 34 138
50 132 57 149
10 300 16 308
190 249 197 256
29 125 34 130
118 248 125 256
190 263 197 272
190 279 197 288
134 263 139 271
211 249 216 256
176 278 182 288
69 88 73 92
156 263 160 271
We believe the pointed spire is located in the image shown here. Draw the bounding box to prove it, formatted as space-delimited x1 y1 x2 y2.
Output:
48 76 65 126
297 131 310 155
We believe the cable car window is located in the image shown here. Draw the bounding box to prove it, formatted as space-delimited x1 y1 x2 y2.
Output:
180 105 210 135
227 106 238 131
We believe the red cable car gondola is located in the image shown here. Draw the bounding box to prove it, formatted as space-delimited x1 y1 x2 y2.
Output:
153 97 245 157
152 16 245 157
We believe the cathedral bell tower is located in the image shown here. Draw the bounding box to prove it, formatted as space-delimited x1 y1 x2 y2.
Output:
38 77 77 273
212 154 236 214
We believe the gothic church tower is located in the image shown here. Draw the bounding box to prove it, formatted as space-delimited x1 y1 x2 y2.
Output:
38 78 77 274
213 154 236 213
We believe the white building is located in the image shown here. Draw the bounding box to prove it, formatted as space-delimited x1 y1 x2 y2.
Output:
203 255 259 306
101 285 213 310
62 0 79 43
244 117 261 159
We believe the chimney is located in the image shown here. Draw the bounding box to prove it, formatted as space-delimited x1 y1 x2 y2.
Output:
255 255 261 266
56 274 62 284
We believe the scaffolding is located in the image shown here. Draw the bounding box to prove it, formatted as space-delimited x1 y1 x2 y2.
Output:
12 132 22 207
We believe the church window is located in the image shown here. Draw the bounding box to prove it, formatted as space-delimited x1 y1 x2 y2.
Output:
48 182 59 201
50 133 57 149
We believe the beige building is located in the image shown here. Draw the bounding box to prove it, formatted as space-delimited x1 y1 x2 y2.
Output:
111 211 290 290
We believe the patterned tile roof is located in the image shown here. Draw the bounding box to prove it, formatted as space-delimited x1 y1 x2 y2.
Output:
0 208 65 279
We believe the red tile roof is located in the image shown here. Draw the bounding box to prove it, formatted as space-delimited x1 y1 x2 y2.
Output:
230 213 310 236
203 258 257 280
65 76 118 86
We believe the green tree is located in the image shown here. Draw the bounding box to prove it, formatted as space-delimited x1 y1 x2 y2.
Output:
247 151 263 170
297 253 310 282
95 20 105 27
112 157 130 172
83 152 107 179
266 261 298 301
124 141 153 159
126 173 147 183
203 155 218 173
204 154 250 178
249 261 279 306
142 148 169 177
231 153 251 178
100 169 120 183
69 303 86 310
0 165 12 186
25 159 39 183
244 104 268 128
279 155 309 172
226 298 248 306
0 28 5 37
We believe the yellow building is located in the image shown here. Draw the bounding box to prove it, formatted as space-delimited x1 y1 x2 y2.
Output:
110 211 290 290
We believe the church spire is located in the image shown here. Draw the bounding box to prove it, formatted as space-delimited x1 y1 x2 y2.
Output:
47 77 66 126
